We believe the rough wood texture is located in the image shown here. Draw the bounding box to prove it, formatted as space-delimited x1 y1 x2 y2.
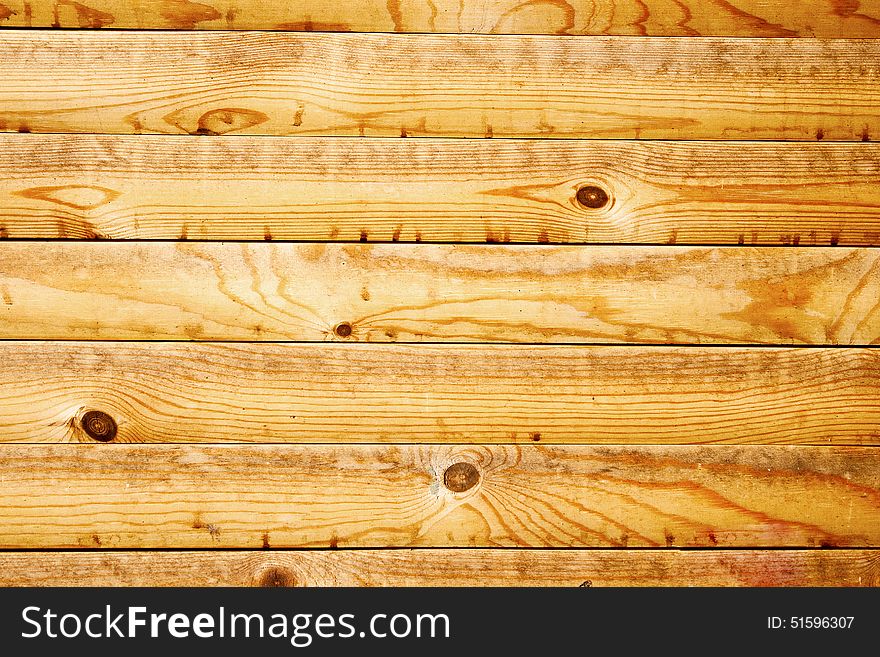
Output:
0 32 877 140
1 342 877 445
1 0 879 36
1 243 877 344
1 550 877 587
2 135 879 244
0 445 877 548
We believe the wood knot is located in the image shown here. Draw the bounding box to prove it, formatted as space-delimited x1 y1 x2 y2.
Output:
576 185 609 209
443 462 480 493
258 567 296 588
334 322 353 338
80 410 117 442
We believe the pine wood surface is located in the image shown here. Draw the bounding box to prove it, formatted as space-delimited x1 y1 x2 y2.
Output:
0 549 877 587
1 135 878 244
0 342 877 445
0 32 878 140
1 4 878 586
0 243 877 344
0 444 877 549
1 0 879 36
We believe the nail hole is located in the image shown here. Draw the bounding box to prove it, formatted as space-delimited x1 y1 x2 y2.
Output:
81 410 117 442
334 322 353 338
443 462 480 493
576 185 609 209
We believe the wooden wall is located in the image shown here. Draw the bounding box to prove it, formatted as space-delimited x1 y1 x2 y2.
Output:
0 0 878 586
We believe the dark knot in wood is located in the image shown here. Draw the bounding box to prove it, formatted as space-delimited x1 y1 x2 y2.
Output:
81 410 117 442
258 567 296 588
576 185 610 209
444 462 480 492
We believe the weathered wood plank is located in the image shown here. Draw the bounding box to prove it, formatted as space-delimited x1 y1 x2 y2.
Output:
0 33 877 140
1 342 877 445
1 549 877 587
1 0 879 36
0 445 877 548
2 135 879 244
0 244 877 344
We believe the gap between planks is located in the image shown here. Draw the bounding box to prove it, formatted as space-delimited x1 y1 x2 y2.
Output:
0 444 877 549
0 135 877 244
0 342 876 445
0 549 877 587
0 243 877 344
0 33 878 140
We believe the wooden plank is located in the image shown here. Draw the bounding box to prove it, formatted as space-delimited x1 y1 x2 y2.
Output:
1 243 878 344
0 33 877 140
1 549 877 587
2 1 879 36
2 135 879 245
0 445 877 548
1 342 877 445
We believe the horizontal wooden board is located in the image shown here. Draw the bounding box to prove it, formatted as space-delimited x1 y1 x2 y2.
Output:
0 243 878 344
0 33 877 140
1 135 879 244
1 342 877 445
1 549 877 587
0 445 877 548
2 0 880 36
0 0 880 37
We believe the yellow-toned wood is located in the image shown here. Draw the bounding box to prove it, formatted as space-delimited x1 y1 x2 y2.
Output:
1 135 878 244
0 243 877 344
0 32 877 140
1 549 877 587
1 342 877 445
1 0 879 36
0 444 877 548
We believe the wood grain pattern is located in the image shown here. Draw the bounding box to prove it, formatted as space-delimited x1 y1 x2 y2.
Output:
1 342 877 445
0 32 877 140
0 444 877 548
1 0 879 36
1 243 878 344
2 135 879 244
1 550 877 587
